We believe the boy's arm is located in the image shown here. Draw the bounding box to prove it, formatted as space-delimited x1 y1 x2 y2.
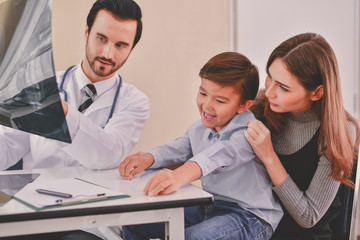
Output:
189 130 256 176
119 129 193 179
149 133 193 169
144 161 201 196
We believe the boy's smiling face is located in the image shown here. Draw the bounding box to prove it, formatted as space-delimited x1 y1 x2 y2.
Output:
196 78 249 132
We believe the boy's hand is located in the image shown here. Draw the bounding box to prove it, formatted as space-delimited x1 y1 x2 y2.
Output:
119 153 154 179
144 161 202 197
144 170 180 196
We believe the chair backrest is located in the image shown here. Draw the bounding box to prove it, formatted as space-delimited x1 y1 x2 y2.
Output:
349 149 360 239
331 149 360 240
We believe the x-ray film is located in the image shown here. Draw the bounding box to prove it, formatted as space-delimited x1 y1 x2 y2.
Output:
0 0 71 143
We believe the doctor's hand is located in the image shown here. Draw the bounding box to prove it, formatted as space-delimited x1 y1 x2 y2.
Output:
119 152 154 180
244 119 277 166
61 100 68 116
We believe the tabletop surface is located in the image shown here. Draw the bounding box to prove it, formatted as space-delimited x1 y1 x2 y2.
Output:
0 167 213 223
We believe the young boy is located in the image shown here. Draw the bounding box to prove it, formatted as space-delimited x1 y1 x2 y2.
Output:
119 52 283 239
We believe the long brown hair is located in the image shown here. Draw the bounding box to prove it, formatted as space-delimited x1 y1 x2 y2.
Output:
253 33 360 186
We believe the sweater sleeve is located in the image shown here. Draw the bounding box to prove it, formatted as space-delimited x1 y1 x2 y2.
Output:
273 156 340 228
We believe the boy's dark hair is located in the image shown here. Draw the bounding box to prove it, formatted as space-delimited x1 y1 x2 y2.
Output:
87 0 142 48
199 52 259 104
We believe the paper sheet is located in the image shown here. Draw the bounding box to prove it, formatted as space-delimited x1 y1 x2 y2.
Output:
14 178 129 210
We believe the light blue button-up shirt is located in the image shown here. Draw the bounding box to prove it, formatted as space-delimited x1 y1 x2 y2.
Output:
149 110 283 230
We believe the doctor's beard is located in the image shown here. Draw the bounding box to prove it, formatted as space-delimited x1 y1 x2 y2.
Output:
85 48 129 78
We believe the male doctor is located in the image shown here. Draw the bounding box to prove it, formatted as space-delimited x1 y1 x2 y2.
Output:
0 0 148 239
0 0 149 171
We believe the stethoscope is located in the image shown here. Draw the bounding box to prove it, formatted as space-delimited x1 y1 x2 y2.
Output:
59 65 122 123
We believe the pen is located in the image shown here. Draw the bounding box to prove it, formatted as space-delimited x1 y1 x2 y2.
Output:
56 193 107 205
36 189 73 198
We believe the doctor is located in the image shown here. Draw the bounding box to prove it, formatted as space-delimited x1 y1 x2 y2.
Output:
0 0 149 171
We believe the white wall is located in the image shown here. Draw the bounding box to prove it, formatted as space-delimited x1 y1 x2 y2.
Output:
233 0 360 117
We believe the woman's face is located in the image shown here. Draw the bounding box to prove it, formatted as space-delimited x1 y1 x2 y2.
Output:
265 58 314 113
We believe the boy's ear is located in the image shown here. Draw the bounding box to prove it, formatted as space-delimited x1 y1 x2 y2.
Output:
237 100 253 114
310 85 324 101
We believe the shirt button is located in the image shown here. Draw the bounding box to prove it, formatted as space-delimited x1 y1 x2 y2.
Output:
202 182 207 187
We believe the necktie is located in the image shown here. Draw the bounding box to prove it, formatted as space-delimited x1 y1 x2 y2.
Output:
78 84 97 113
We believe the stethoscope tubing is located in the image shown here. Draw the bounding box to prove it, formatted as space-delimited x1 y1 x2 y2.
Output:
59 65 122 124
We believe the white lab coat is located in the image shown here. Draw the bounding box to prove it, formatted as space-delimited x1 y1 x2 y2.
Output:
0 64 150 170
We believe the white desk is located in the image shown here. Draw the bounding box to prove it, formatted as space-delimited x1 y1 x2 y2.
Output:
0 167 213 239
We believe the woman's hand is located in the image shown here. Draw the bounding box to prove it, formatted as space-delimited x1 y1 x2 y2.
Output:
245 119 288 186
244 119 276 165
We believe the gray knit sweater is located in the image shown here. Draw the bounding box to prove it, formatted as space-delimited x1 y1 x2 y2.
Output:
271 109 356 228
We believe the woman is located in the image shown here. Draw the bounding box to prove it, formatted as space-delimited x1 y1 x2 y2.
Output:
245 33 360 239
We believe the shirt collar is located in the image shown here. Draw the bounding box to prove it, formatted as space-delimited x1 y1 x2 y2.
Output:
76 63 119 97
207 129 220 141
206 110 253 140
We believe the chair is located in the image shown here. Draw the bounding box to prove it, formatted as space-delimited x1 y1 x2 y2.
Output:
331 149 360 240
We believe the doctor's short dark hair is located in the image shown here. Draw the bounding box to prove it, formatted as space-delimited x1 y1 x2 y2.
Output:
87 0 142 48
199 52 259 104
